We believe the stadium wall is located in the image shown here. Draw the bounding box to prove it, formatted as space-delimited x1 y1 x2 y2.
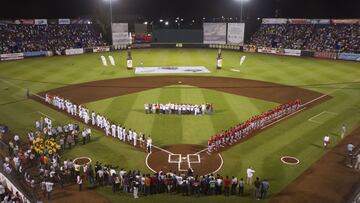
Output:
1 44 359 62
152 29 203 43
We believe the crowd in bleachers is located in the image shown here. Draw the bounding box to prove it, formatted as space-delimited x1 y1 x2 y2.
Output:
0 24 106 54
248 24 360 53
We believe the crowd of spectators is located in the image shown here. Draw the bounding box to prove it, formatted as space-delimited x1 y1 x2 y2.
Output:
0 116 92 202
248 24 360 53
0 116 270 202
0 24 107 54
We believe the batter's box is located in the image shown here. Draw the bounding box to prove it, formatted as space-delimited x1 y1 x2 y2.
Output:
168 154 181 163
187 154 200 163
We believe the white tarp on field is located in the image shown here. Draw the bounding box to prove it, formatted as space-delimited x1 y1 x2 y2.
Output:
135 66 211 74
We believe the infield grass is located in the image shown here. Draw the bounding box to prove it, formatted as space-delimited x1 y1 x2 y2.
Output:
84 85 277 146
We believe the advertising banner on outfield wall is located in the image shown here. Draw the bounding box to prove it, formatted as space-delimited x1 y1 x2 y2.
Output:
65 48 84 56
314 52 337 59
131 43 151 49
283 49 301 56
203 23 227 44
93 46 110 53
58 19 71 24
331 19 360 24
34 19 47 25
24 51 51 57
288 19 307 24
262 18 288 24
306 19 331 24
257 47 279 54
337 53 360 61
19 19 34 25
243 45 257 53
227 23 245 45
0 53 24 61
301 50 315 57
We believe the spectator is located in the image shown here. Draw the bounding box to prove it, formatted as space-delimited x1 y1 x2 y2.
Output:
45 180 54 200
260 179 270 199
0 24 107 54
238 178 245 196
248 23 360 53
254 177 261 200
77 174 83 191
354 153 360 170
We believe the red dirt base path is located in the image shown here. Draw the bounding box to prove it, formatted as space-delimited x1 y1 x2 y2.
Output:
39 76 330 106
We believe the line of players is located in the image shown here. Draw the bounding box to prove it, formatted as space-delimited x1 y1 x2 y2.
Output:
144 103 214 115
45 94 153 153
207 99 302 153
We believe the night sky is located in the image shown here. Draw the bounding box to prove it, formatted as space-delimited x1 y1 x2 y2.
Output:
1 0 360 20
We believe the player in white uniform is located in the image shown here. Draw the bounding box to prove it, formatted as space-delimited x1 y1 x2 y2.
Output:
133 131 137 146
111 124 116 138
323 135 330 148
146 136 152 153
128 129 133 142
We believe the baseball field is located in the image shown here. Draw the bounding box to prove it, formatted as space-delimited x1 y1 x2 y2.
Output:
0 48 360 203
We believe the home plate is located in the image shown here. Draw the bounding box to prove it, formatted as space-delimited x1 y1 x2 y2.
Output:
230 69 240 72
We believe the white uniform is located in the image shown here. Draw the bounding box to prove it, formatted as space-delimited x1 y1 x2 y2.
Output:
111 125 116 137
133 132 137 146
117 126 121 140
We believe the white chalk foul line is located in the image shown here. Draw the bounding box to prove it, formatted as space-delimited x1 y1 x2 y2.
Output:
152 144 174 155
261 107 307 130
301 94 328 107
302 79 360 107
37 111 56 121
307 111 338 124
195 148 208 155
145 153 157 173
210 154 224 175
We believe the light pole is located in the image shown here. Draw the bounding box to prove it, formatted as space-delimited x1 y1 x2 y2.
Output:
235 0 249 22
104 0 114 44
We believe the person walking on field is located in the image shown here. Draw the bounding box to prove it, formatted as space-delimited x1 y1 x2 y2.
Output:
254 177 261 200
246 166 255 185
341 124 346 139
347 143 355 166
260 179 270 199
238 178 245 196
323 135 330 149
354 153 360 170
77 174 83 191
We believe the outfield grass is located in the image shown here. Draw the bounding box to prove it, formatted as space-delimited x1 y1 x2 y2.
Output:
0 49 359 202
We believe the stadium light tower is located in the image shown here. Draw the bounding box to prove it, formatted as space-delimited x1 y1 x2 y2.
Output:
103 0 116 44
234 0 250 22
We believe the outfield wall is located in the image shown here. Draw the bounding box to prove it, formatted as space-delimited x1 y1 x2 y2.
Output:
1 44 359 63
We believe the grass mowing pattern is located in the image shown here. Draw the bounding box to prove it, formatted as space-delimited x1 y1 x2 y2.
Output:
0 49 359 202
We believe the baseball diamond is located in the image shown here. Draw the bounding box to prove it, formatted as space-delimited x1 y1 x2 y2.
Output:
30 75 330 176
1 4 360 202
